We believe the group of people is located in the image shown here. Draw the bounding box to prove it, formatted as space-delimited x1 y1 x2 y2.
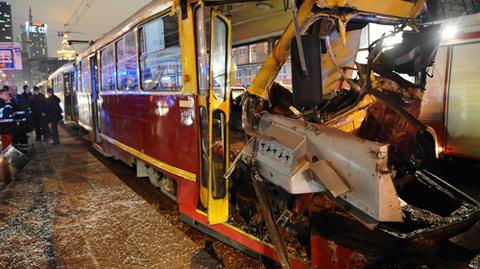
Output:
0 85 63 151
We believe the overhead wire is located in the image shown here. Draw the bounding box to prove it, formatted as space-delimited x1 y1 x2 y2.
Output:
63 0 88 31
64 0 97 32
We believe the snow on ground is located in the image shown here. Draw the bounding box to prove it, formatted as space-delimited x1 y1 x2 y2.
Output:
0 133 200 268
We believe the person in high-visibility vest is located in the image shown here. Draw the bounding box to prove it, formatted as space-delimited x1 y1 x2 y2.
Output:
0 86 15 150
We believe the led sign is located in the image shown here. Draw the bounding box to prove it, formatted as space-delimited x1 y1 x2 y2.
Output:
23 22 47 34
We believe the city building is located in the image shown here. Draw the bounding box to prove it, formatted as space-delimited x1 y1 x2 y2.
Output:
17 7 53 85
0 2 12 42
21 16 48 59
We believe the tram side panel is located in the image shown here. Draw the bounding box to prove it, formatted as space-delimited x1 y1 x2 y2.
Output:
93 13 201 209
421 34 480 159
99 93 200 181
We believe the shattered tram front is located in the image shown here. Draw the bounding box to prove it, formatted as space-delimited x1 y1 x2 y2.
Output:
225 0 480 268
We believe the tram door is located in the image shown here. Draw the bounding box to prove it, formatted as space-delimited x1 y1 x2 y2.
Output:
89 55 101 143
63 73 72 121
68 72 78 121
206 10 232 224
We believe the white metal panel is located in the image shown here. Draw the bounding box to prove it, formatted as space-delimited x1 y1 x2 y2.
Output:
421 46 448 122
251 114 402 223
446 42 480 158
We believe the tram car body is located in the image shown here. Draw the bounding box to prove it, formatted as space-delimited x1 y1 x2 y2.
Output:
48 63 78 123
420 13 480 160
47 0 480 268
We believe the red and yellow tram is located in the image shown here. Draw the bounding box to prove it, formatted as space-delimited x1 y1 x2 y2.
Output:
47 0 480 268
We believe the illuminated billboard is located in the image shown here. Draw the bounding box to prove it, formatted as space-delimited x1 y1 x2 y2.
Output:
0 42 22 70
22 22 48 34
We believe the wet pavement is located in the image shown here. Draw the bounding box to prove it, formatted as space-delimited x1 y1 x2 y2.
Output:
0 128 260 269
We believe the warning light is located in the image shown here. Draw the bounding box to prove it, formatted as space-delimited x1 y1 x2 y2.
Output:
436 146 444 157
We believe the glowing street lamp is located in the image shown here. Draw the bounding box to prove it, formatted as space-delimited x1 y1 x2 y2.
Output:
57 33 77 60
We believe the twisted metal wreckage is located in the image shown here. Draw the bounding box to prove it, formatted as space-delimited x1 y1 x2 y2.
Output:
230 0 480 267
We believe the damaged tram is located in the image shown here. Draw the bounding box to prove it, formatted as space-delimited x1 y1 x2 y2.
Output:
48 0 480 268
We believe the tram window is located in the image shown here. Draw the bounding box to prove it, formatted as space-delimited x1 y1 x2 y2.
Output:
211 16 228 101
80 58 91 92
116 31 138 91
232 45 248 65
139 14 182 91
211 109 227 199
195 6 209 97
369 23 395 45
249 42 268 63
100 44 116 91
359 25 369 50
268 57 291 89
56 75 63 95
76 64 81 92
74 65 79 92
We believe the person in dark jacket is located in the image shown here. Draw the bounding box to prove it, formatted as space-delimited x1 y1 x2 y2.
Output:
0 86 15 150
10 86 32 152
45 88 62 144
29 86 47 142
20 84 32 104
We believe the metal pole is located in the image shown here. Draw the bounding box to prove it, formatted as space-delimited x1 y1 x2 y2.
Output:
290 0 308 77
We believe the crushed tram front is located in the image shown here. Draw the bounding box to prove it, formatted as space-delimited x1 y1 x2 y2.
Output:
226 0 480 267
